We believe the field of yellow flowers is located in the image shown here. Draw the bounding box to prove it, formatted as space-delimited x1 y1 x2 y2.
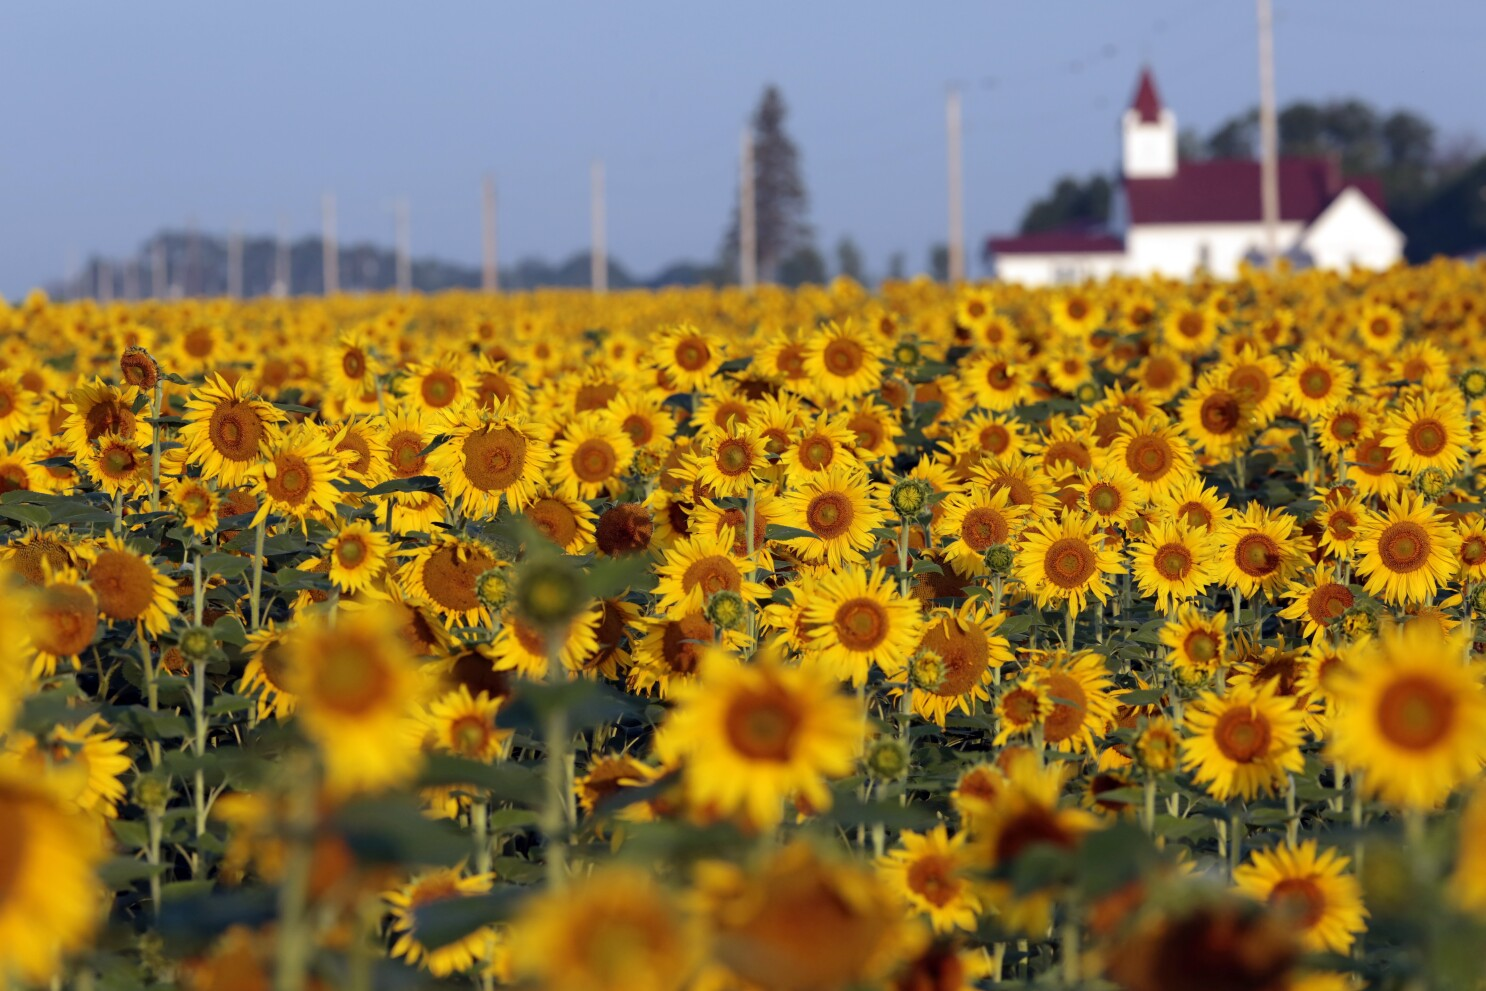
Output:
3 261 1486 990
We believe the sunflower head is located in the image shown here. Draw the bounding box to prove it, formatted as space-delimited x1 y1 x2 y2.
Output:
703 589 747 632
889 477 934 519
513 553 586 631
984 543 1016 576
1461 367 1486 400
863 737 910 782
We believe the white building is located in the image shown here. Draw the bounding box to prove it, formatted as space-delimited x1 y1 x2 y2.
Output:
987 68 1406 284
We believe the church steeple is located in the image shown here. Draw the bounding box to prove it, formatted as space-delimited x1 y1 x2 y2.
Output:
1122 67 1177 179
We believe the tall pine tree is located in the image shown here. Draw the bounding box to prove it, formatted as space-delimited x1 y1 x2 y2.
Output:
722 86 811 283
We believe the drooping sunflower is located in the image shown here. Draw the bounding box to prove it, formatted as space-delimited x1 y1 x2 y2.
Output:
1278 563 1356 642
778 464 888 569
79 531 178 636
511 866 702 991
1026 649 1120 756
430 403 551 517
884 600 1012 725
282 603 426 796
1103 414 1196 500
877 825 983 934
1381 390 1470 476
398 534 504 628
1327 625 1486 810
665 650 860 828
240 623 295 719
1181 679 1306 802
651 323 724 393
653 530 767 618
385 868 499 978
522 489 597 555
802 320 885 402
1353 491 1458 606
0 772 105 985
323 519 393 594
1130 520 1218 613
1215 503 1312 601
1233 841 1369 955
803 567 925 688
548 410 635 502
179 373 285 487
1014 513 1125 617
938 484 1025 576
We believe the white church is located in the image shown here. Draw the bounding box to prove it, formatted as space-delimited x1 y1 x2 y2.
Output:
986 69 1406 284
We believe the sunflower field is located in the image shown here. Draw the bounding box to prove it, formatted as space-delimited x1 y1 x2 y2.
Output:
3 261 1486 990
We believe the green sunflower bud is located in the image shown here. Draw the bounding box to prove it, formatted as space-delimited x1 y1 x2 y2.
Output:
864 737 910 781
704 589 747 632
513 554 586 630
475 567 512 616
177 625 215 663
984 543 1016 577
889 478 934 520
1461 367 1486 401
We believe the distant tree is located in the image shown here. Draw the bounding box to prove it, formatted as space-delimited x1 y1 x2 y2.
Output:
929 244 949 282
1018 175 1112 234
835 236 865 283
721 85 811 282
887 252 907 281
1206 112 1258 159
778 245 827 287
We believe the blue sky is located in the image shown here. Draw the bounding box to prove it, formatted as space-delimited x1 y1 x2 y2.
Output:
3 1 1482 297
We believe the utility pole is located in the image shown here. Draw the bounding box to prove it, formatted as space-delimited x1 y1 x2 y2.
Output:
322 192 339 295
274 216 290 298
186 219 200 297
395 198 412 294
1257 0 1280 266
946 85 966 283
123 258 140 301
228 227 243 298
590 160 607 293
739 127 757 289
481 175 499 292
98 261 113 304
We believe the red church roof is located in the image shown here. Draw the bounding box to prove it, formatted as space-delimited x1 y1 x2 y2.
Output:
1130 67 1163 123
1124 156 1387 225
986 230 1125 256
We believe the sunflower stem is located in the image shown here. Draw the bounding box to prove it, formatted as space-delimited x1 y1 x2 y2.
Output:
111 489 123 534
274 753 317 991
1060 908 1081 986
541 632 572 890
1142 777 1157 836
1285 774 1298 846
745 489 758 648
189 607 209 876
250 516 266 631
1228 806 1243 881
150 380 163 511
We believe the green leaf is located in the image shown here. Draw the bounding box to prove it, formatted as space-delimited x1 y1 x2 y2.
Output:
161 880 216 902
98 856 169 888
500 679 644 736
419 755 548 809
201 552 251 580
121 706 190 741
211 614 249 646
110 819 151 850
1117 688 1165 706
207 694 255 716
366 475 443 497
821 795 938 830
1074 821 1157 897
413 887 528 950
765 524 819 542
332 796 476 867
0 503 51 528
271 401 317 414
584 553 653 599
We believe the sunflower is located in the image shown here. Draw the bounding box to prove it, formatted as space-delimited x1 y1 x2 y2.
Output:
399 352 469 415
607 390 675 451
1181 679 1306 801
488 607 603 681
693 421 769 497
1130 520 1218 613
652 323 724 393
1179 372 1257 457
323 519 393 594
653 530 767 618
665 649 860 828
961 347 1033 411
629 614 745 698
326 416 390 485
804 567 925 688
398 534 504 627
1130 347 1193 404
938 484 1025 576
31 567 98 677
1233 841 1368 955
778 415 862 479
431 403 551 516
240 623 295 719
523 490 597 555
877 825 982 934
1103 414 1196 500
548 410 635 501
386 868 498 978
421 685 511 764
1076 468 1143 529
1315 400 1374 461
1314 493 1365 560
952 412 1028 463
283 603 426 796
1163 301 1220 354
246 425 343 528
1216 503 1312 600
1278 564 1356 642
1356 301 1404 354
0 370 38 443
167 477 220 539
992 673 1054 746
79 431 150 498
1456 516 1486 581
0 772 105 985
1327 625 1486 810
689 494 778 570
803 320 884 402
1381 390 1470 476
1014 513 1125 617
778 464 887 569
179 373 285 487
6 713 132 820
1218 344 1287 427
22 436 79 495
842 399 902 462
1353 491 1458 606
885 600 1012 725
61 377 149 456
1026 649 1119 756
1341 429 1407 500
326 327 383 400
79 531 178 636
511 866 701 991
1285 345 1355 418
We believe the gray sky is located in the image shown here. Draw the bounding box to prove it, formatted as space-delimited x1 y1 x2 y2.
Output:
3 1 1483 298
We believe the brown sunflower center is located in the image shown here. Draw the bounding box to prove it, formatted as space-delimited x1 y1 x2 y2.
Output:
1043 537 1097 589
1374 674 1455 751
906 854 961 907
674 338 711 372
1228 367 1271 403
1185 630 1220 665
1155 544 1193 581
1144 357 1177 390
833 598 889 652
1369 317 1393 338
1268 877 1327 929
1125 435 1173 480
1177 311 1205 338
715 439 753 476
960 507 1008 551
1462 537 1486 567
682 554 742 599
462 427 527 491
920 620 990 696
1088 483 1122 515
388 430 427 476
1406 419 1447 457
1200 394 1243 435
100 444 140 478
848 414 883 450
1377 521 1430 573
1180 502 1212 529
823 338 865 376
420 370 459 408
621 414 653 446
89 550 156 620
183 326 215 357
265 454 313 506
37 584 99 657
1234 534 1282 578
527 497 580 548
776 344 807 378
806 491 854 539
334 535 368 568
980 424 1011 454
207 401 264 462
572 438 617 484
659 613 713 675
342 348 366 378
1307 583 1354 623
724 684 802 762
421 544 496 613
993 806 1075 863
450 715 493 756
336 431 372 475
1299 367 1333 399
1042 671 1089 744
798 436 835 471
1213 707 1272 763
715 508 766 557
1329 413 1362 442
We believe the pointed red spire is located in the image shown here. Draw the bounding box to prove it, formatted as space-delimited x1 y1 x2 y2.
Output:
1131 67 1163 123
